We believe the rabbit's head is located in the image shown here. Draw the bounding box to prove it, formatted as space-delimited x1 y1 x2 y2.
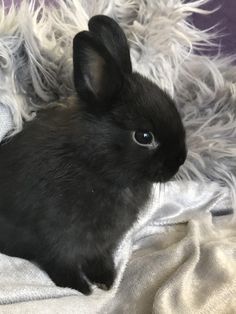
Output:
72 15 186 184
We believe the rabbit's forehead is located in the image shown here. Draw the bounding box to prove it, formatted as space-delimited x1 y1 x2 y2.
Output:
119 94 183 139
110 72 185 142
121 74 180 123
113 102 183 144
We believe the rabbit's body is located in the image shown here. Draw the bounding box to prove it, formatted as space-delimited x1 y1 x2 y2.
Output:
0 16 186 294
0 104 150 294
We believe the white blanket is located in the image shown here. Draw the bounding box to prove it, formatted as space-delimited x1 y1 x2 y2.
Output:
0 0 236 313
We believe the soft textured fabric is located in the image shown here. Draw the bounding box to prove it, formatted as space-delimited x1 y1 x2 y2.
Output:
0 0 236 313
0 105 12 141
0 182 235 313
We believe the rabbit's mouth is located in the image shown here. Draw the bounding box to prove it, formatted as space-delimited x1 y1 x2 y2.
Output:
151 151 187 183
153 168 180 183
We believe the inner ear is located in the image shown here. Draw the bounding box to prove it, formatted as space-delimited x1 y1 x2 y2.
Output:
83 47 105 97
73 31 123 104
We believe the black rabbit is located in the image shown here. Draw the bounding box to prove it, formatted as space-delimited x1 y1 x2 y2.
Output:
0 15 186 294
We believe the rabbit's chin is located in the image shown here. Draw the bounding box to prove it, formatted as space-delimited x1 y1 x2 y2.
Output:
150 167 180 184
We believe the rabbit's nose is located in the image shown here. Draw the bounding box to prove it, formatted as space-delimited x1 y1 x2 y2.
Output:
178 154 185 166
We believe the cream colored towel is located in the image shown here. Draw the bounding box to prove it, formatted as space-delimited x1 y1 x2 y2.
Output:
104 217 236 314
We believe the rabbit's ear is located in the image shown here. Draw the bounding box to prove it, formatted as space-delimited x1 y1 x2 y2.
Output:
88 15 132 74
73 31 123 104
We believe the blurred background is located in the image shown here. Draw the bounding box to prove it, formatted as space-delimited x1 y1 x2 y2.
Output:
3 0 236 57
191 0 236 56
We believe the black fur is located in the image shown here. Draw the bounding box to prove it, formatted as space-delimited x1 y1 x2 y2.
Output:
0 15 186 294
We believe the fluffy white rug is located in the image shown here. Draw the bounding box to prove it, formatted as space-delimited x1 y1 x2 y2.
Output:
0 0 236 313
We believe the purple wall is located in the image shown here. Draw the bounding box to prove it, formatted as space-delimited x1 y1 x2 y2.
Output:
191 0 236 56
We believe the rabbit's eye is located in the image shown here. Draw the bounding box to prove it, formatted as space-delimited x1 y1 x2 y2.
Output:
132 131 159 149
